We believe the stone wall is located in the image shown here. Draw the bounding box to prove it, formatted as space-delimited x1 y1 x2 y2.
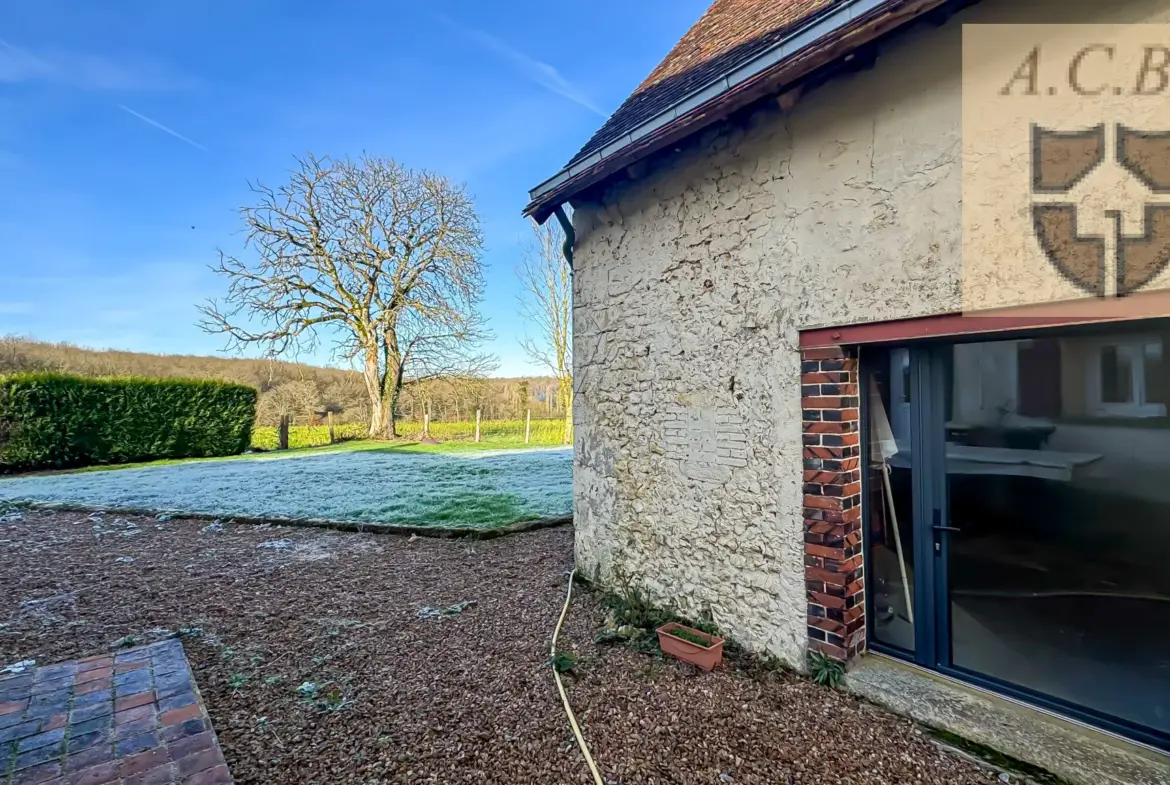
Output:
570 9 964 667
568 0 1167 667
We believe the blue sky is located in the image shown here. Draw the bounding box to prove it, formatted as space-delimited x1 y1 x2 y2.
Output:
0 0 705 376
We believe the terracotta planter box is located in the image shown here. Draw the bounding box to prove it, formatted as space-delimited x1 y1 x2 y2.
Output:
656 622 724 670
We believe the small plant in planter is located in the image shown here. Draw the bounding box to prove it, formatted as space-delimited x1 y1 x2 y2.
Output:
655 622 725 670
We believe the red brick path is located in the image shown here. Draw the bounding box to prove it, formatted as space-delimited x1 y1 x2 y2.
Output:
0 641 231 785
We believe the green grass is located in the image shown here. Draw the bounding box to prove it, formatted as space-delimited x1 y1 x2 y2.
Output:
250 421 568 451
395 417 568 444
9 427 568 478
392 492 534 526
382 437 558 454
24 437 384 476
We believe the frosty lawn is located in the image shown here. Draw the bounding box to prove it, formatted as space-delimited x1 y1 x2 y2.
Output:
0 445 572 529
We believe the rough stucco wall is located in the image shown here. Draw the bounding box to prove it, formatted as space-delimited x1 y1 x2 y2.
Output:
571 16 963 666
570 0 1170 668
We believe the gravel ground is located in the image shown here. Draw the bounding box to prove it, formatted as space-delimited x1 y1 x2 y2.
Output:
0 446 573 528
0 508 999 784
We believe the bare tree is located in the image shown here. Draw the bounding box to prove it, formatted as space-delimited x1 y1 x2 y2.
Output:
256 379 321 425
199 153 495 438
517 220 572 444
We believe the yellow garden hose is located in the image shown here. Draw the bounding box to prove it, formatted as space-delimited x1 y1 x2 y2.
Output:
551 569 604 785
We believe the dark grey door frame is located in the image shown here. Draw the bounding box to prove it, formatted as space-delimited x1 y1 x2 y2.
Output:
878 341 1170 751
907 346 952 667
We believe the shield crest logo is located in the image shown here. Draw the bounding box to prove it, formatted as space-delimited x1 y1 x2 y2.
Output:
1032 124 1170 297
964 24 1170 314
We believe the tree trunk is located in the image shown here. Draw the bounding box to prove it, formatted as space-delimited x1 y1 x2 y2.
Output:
369 395 391 438
362 343 389 439
379 341 405 440
384 390 399 439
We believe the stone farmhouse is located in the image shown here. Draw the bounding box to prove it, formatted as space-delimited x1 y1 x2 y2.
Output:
525 0 1170 781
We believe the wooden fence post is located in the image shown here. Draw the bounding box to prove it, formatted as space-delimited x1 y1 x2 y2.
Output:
475 409 481 443
278 414 290 450
327 411 335 444
525 409 531 444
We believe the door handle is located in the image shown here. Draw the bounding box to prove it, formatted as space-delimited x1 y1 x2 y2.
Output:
931 509 960 533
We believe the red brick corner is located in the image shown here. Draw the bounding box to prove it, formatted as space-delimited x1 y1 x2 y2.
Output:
801 345 865 662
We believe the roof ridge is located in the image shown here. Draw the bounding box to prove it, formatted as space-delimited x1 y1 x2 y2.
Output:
564 0 838 167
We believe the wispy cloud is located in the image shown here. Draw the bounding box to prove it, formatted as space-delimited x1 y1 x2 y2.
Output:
117 104 209 152
0 38 206 152
440 17 607 118
0 38 52 82
0 37 194 91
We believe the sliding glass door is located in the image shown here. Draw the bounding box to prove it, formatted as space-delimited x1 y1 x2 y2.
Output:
864 325 1170 749
866 348 916 653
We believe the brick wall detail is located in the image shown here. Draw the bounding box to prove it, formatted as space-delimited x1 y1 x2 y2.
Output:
801 345 865 662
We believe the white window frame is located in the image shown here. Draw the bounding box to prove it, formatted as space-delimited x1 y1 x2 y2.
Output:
1086 336 1167 418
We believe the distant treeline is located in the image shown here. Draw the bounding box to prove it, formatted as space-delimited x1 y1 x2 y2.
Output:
0 337 566 429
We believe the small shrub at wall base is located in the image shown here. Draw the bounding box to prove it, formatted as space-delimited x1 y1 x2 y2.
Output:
597 580 675 632
0 373 257 473
595 579 728 660
598 571 722 633
808 650 846 688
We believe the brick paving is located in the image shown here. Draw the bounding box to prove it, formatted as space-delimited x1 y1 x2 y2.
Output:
0 641 232 785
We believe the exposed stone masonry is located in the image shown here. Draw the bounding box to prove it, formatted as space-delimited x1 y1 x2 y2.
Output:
569 10 965 668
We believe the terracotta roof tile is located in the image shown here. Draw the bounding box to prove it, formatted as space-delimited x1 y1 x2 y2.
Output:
567 0 837 167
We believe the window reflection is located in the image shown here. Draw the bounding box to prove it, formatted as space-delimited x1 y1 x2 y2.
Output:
946 328 1170 736
867 348 915 652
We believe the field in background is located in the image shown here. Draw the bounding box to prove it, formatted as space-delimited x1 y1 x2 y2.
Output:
251 423 367 450
398 418 568 444
251 419 569 451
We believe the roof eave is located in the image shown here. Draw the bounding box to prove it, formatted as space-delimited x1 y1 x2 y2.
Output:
524 0 950 223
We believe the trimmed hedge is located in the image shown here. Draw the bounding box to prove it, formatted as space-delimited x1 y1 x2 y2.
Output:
0 373 258 473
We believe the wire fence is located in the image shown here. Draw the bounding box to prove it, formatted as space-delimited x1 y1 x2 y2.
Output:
251 412 570 451
397 416 568 445
251 423 365 451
